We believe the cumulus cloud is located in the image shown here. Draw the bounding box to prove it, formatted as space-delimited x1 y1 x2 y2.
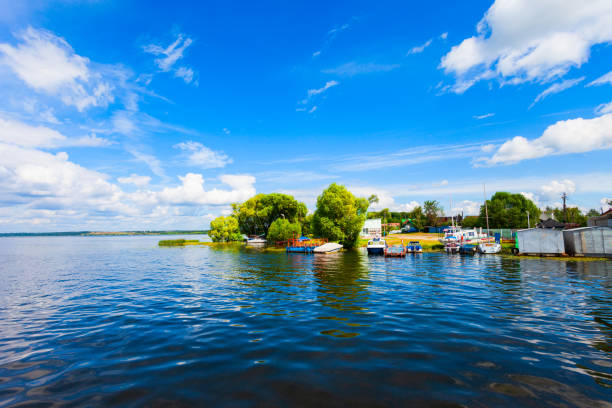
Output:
143 34 196 84
0 27 115 110
174 141 232 169
117 174 151 187
540 179 576 200
452 200 480 215
440 0 612 93
158 173 255 205
529 77 584 108
601 197 611 212
478 114 612 165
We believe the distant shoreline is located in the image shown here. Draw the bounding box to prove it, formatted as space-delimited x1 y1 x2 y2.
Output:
0 231 209 237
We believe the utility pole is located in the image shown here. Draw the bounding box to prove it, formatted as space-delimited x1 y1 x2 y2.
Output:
526 210 530 228
561 192 568 223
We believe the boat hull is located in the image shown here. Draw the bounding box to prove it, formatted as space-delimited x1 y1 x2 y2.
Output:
367 247 385 255
478 243 501 254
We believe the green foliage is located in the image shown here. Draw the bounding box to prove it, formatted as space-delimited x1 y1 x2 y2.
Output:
267 218 302 242
553 207 587 226
301 214 314 236
461 216 481 228
312 183 369 249
232 193 307 236
423 200 443 227
159 239 186 246
208 216 243 242
587 208 601 217
481 192 540 228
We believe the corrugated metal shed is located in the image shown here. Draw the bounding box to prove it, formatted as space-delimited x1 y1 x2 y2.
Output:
587 211 612 227
563 227 612 258
516 228 565 255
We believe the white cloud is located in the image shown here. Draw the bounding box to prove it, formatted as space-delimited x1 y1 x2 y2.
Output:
0 27 115 110
143 34 195 84
158 173 255 206
312 21 352 58
174 66 195 84
307 80 339 97
440 0 612 92
588 70 612 87
128 149 166 178
407 38 433 55
323 62 400 76
452 200 480 215
174 141 232 169
601 197 611 212
540 179 575 200
473 113 495 120
117 174 151 187
0 118 111 148
520 192 541 207
529 77 584 108
308 106 317 114
595 101 612 115
479 114 612 165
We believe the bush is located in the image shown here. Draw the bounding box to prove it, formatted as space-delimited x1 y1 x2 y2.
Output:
159 239 186 246
267 218 301 242
208 216 243 242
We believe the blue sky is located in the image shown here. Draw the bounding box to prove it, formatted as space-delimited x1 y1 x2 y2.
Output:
0 0 611 231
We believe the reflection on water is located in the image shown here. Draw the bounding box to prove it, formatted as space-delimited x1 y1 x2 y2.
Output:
0 235 611 407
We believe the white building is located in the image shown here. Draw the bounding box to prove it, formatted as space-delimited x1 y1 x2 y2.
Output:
361 218 382 238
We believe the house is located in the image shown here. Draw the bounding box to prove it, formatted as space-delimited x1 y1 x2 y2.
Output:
588 209 612 227
361 218 382 238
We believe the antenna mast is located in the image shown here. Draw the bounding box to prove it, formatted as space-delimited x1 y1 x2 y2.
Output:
483 184 490 236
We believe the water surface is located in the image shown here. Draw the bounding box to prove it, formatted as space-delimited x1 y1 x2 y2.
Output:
1 236 611 407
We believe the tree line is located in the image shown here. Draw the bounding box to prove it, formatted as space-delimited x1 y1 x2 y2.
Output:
208 183 372 248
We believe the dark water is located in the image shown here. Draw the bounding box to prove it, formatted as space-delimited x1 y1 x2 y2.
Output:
1 236 611 407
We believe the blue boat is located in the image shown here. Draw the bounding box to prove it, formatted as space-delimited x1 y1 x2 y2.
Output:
286 236 326 253
459 244 477 254
406 241 423 253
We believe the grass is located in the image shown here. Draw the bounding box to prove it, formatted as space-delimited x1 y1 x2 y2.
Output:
158 239 205 246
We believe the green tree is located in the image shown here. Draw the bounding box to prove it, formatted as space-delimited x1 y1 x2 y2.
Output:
461 216 481 228
553 207 587 226
301 214 314 236
267 218 302 242
423 200 443 227
406 206 426 231
208 216 243 242
232 193 307 236
481 192 540 228
312 183 369 249
587 209 601 218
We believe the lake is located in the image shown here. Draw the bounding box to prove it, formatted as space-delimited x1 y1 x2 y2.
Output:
0 235 611 407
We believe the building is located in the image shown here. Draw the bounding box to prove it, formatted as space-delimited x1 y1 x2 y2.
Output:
563 227 612 258
361 218 382 238
516 228 565 255
588 209 612 227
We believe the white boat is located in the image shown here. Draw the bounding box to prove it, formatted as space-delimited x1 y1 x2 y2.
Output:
367 237 386 255
439 226 489 244
245 236 267 245
477 184 501 254
313 242 343 253
478 241 501 254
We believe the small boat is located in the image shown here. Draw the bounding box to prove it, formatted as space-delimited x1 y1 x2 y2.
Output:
406 241 423 253
367 237 386 255
314 242 343 253
478 241 501 254
385 244 406 257
444 240 460 254
246 235 266 245
459 243 477 254
286 236 327 253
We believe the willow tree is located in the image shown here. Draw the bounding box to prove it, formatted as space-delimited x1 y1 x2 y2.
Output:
480 192 540 228
312 183 369 249
232 193 308 236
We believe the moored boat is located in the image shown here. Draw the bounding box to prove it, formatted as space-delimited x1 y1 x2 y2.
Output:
314 242 343 253
444 241 460 253
459 243 477 254
385 243 406 257
478 240 501 254
246 235 267 245
406 241 423 253
367 237 386 255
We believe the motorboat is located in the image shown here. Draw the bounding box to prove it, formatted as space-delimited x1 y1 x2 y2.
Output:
444 240 460 254
478 240 501 254
367 237 386 255
313 242 343 253
439 226 489 244
246 235 267 245
406 241 423 253
459 243 477 254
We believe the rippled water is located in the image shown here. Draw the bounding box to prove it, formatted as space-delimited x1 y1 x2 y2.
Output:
1 236 611 407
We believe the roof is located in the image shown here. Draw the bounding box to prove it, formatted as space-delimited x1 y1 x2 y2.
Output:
537 218 565 229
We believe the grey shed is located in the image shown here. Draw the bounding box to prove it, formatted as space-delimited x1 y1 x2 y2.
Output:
516 228 565 255
563 227 612 258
